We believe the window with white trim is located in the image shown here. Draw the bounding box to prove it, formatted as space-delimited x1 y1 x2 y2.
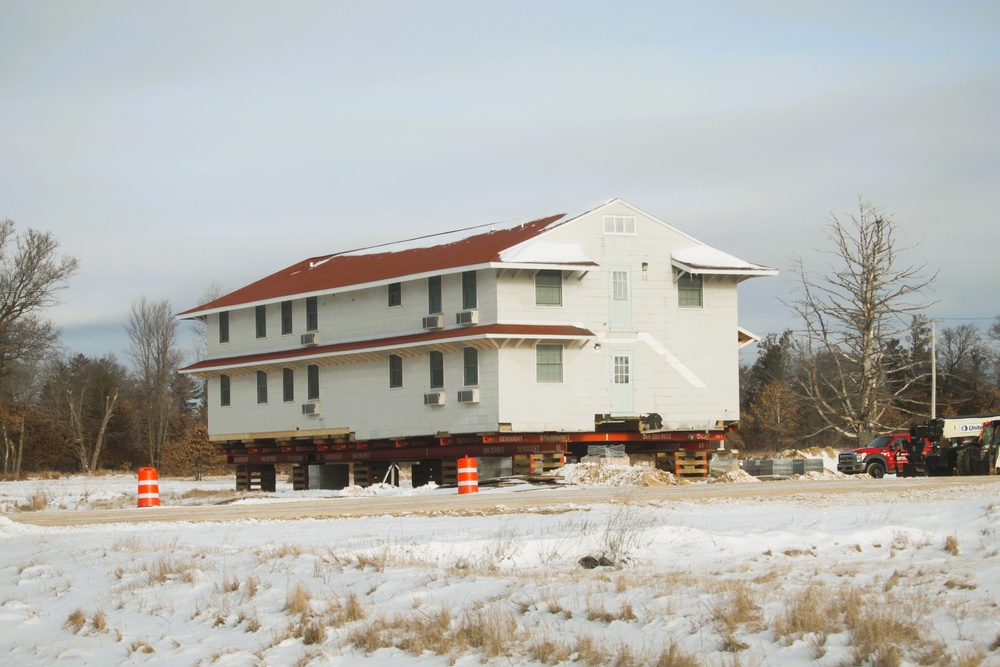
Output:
463 347 479 386
281 301 293 335
535 270 562 306
603 215 636 235
389 355 403 388
462 271 477 310
429 351 444 389
256 370 268 404
428 276 442 314
219 311 230 344
305 296 318 332
536 344 563 383
220 374 231 407
388 282 402 307
282 368 294 402
255 305 267 339
307 364 320 400
678 273 703 308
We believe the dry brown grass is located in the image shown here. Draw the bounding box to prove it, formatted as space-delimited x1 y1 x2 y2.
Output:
128 640 155 655
705 581 763 652
527 634 573 664
653 642 700 667
92 609 108 632
65 609 86 633
945 534 961 556
338 592 365 624
285 582 312 617
773 585 845 651
575 634 608 667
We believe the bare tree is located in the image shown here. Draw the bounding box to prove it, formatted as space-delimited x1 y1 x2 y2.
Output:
788 200 936 443
0 220 78 382
1 354 49 476
126 297 184 468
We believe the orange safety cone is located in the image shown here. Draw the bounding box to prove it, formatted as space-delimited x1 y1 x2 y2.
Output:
137 467 160 507
457 456 479 494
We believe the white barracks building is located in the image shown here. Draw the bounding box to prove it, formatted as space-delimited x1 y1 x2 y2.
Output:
179 199 776 490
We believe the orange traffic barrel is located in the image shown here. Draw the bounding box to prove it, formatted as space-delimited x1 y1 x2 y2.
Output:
138 467 160 507
457 456 478 494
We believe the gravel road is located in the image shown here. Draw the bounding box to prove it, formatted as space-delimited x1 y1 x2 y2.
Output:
9 475 1000 527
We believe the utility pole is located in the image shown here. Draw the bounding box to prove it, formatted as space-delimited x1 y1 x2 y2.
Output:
930 320 937 420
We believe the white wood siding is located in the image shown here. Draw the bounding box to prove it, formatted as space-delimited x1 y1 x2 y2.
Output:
202 201 746 439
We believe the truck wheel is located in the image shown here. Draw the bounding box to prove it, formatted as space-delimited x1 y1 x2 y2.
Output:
866 461 886 479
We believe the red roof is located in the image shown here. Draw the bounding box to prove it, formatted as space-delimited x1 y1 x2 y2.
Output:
179 213 578 317
181 323 595 374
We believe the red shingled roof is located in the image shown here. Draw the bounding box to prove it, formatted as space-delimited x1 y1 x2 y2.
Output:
179 213 578 317
181 323 595 375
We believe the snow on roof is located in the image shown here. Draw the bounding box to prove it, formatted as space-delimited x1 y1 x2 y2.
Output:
499 239 597 265
671 245 778 276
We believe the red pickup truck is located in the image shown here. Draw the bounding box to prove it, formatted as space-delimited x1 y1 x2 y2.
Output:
837 433 933 479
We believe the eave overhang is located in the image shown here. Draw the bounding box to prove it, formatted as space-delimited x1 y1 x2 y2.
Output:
182 323 596 378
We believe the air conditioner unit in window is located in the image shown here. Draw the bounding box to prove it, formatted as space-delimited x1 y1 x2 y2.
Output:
302 402 320 415
457 389 480 404
422 315 444 330
301 332 318 346
423 392 445 406
455 310 478 325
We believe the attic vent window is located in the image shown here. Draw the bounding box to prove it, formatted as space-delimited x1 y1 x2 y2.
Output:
603 215 636 236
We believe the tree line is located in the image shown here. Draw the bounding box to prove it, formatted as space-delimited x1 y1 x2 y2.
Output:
734 200 1000 453
0 219 219 478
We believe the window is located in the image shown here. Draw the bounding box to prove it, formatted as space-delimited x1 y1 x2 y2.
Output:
307 364 320 400
256 370 268 404
305 296 318 332
611 270 629 301
603 215 636 235
255 305 267 338
536 344 563 383
427 275 442 314
463 347 479 386
281 301 293 335
282 368 294 402
535 270 562 306
678 273 703 308
429 351 444 389
388 282 402 307
389 355 403 388
218 311 230 344
220 374 231 407
613 355 630 385
462 271 477 310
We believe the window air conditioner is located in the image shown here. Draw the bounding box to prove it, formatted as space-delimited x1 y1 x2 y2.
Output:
302 403 320 415
423 392 445 406
301 332 318 346
455 310 478 325
458 389 480 404
422 315 444 330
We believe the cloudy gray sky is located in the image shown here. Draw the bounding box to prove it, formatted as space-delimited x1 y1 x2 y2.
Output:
2 1 998 363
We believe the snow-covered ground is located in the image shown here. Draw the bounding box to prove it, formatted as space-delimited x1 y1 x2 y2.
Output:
2 466 999 666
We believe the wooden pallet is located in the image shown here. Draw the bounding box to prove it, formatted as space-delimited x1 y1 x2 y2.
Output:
236 464 277 492
440 459 457 486
665 451 709 478
512 452 565 475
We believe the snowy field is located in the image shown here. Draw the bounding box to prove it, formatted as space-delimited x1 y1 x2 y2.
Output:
2 466 1000 667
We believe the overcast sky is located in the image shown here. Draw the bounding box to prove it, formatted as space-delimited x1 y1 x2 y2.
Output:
2 1 998 364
